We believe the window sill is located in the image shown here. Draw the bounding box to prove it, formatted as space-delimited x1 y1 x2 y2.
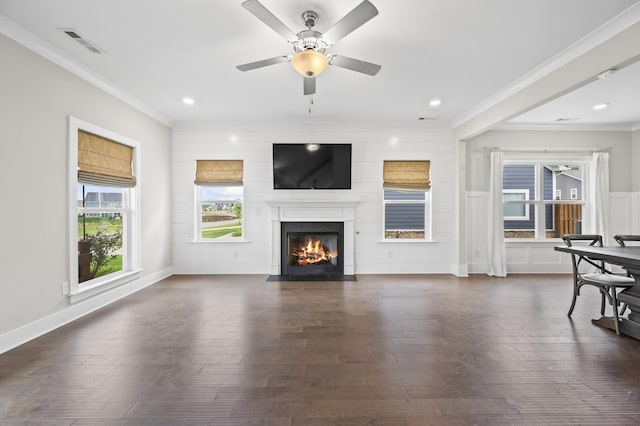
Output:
505 238 563 244
70 269 142 303
378 239 436 243
190 239 252 244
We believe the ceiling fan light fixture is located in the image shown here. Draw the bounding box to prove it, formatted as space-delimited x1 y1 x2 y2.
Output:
291 49 328 77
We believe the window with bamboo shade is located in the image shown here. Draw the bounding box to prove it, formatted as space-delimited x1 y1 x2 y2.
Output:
382 160 431 240
69 117 140 297
195 160 244 240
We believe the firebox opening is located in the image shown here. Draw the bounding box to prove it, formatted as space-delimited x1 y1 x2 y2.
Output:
288 233 338 267
280 222 344 276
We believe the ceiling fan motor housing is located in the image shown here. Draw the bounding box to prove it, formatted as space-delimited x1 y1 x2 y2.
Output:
293 30 328 53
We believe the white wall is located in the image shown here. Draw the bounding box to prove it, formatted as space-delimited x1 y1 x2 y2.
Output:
0 34 172 342
172 125 455 275
465 130 633 192
633 128 640 192
464 129 635 274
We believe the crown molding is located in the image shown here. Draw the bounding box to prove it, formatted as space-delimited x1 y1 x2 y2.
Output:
452 3 640 129
0 14 172 127
494 122 633 132
171 119 454 133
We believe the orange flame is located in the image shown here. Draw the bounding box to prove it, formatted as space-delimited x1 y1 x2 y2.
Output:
292 239 336 265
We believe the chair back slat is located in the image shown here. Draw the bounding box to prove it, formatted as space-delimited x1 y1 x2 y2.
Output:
614 234 640 247
561 234 602 247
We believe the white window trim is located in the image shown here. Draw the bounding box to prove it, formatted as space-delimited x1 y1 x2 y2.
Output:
381 190 432 241
68 116 141 298
193 184 246 242
503 189 530 221
554 189 561 200
503 156 589 241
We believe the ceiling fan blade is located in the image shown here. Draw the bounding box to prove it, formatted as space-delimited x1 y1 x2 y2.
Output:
322 0 379 44
303 76 316 95
236 56 290 72
241 0 297 42
330 55 381 76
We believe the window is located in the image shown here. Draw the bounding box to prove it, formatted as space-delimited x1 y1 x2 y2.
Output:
382 161 431 240
503 162 584 239
570 188 578 200
69 117 140 297
77 185 126 282
503 189 529 220
194 160 244 240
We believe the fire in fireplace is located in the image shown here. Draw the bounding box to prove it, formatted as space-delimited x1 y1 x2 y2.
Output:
281 222 344 276
289 235 338 266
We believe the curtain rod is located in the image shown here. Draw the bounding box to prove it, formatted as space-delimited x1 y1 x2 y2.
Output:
484 147 611 153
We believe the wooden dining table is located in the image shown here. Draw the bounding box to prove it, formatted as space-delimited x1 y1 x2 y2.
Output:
555 244 640 339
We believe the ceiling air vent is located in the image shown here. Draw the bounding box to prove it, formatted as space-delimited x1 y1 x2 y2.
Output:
59 28 105 54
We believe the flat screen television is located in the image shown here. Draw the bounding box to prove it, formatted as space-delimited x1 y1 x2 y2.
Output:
273 143 352 189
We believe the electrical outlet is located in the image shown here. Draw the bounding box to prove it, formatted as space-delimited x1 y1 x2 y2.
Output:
62 281 70 295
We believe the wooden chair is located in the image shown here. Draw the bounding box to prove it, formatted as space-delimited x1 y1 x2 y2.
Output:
561 234 635 335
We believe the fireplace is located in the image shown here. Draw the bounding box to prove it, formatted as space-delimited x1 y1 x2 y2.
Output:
281 222 344 276
266 201 357 276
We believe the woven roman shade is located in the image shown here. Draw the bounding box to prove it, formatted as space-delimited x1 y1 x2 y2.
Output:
78 130 136 187
195 160 244 186
383 160 431 191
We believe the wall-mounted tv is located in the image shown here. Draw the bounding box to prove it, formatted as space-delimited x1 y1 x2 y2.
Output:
273 143 352 190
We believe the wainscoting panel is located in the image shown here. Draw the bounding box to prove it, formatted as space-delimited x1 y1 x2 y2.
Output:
466 191 634 274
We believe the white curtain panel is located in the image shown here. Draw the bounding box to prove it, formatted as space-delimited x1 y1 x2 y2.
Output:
487 151 507 277
588 152 610 244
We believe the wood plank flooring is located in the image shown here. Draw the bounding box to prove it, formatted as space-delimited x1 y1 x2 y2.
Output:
2 274 640 425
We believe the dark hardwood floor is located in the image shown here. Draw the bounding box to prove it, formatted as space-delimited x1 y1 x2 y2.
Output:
2 274 640 425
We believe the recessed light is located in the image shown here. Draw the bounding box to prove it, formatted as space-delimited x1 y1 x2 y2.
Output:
306 143 319 152
597 69 617 79
182 97 195 105
429 98 442 107
554 117 581 122
592 102 609 111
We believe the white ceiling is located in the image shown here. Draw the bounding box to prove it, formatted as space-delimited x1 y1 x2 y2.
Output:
1 0 639 128
507 59 640 129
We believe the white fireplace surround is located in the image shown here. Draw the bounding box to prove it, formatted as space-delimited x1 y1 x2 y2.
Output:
266 201 358 275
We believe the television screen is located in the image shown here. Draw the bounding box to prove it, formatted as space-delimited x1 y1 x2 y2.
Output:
273 143 352 189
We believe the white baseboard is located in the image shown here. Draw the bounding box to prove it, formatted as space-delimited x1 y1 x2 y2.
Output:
0 267 173 355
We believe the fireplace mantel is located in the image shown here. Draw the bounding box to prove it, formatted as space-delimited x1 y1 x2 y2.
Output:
265 201 358 275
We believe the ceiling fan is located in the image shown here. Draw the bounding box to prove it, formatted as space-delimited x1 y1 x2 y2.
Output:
236 0 381 96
